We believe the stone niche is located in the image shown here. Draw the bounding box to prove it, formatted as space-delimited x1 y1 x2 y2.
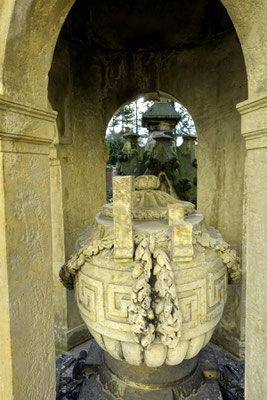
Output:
48 0 247 355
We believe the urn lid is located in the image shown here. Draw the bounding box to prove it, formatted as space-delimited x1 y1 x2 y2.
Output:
123 130 139 139
101 175 194 220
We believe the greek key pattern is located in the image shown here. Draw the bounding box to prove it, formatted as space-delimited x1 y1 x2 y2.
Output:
106 284 131 322
177 278 207 328
78 268 227 329
206 268 227 321
77 276 104 322
208 269 227 307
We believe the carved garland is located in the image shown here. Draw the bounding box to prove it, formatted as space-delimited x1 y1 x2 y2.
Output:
60 232 182 350
60 228 239 350
59 238 114 290
129 235 182 349
129 237 155 348
193 231 241 283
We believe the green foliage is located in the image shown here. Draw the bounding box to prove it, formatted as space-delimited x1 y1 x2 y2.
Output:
175 105 196 137
106 98 196 166
106 103 137 165
106 133 124 166
109 104 135 133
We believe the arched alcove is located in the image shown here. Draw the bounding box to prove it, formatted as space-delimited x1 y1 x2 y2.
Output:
47 0 248 361
6 0 267 399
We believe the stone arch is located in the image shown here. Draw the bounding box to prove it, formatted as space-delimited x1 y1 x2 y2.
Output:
4 0 265 106
0 0 258 107
221 0 267 96
0 0 75 106
2 0 266 107
0 4 249 335
105 91 198 201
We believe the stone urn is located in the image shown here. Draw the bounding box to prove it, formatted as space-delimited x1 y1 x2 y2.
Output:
60 175 240 397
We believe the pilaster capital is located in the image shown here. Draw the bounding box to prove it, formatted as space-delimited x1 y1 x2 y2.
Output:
0 96 58 148
0 96 57 122
237 94 267 150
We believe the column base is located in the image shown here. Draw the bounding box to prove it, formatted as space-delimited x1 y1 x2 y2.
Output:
212 328 245 359
55 323 92 352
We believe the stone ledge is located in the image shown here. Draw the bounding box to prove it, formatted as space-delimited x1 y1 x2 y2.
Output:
241 128 267 149
237 93 267 115
0 132 53 146
0 96 58 142
0 95 57 122
237 94 267 146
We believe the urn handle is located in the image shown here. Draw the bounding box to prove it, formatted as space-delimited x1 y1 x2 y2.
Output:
113 176 134 262
168 204 194 262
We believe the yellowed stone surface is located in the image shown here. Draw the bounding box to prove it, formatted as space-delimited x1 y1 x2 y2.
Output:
48 42 108 348
1 1 267 398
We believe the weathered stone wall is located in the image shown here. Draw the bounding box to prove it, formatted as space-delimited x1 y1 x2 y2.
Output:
49 29 247 352
49 40 108 258
0 99 57 400
49 39 108 349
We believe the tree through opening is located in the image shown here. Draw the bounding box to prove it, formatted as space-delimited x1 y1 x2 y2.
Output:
105 96 197 205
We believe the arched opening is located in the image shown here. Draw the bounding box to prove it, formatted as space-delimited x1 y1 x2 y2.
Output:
105 95 197 204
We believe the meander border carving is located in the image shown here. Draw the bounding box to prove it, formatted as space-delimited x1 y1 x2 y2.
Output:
60 225 241 349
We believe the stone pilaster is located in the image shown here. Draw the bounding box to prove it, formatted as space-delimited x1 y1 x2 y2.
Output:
0 96 56 400
237 93 267 399
49 146 90 351
49 146 68 349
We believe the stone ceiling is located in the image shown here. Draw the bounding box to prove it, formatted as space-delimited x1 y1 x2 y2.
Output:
61 0 234 51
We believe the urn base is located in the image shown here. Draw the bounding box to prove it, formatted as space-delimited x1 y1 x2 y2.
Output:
78 341 223 400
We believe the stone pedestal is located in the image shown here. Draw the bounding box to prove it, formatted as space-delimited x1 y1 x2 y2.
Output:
78 341 223 400
100 353 202 399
